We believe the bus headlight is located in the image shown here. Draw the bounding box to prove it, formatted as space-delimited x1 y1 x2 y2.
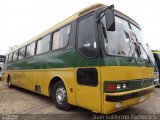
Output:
105 83 128 92
122 83 127 89
117 84 121 89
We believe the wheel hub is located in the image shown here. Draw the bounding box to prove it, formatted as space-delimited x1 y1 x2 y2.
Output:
56 86 66 104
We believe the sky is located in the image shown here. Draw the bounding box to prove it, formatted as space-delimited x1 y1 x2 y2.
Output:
0 0 160 55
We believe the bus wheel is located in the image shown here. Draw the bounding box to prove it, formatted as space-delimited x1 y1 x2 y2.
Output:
8 80 12 88
52 81 71 111
7 76 13 88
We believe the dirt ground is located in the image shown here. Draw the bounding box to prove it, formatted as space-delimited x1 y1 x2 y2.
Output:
0 81 160 120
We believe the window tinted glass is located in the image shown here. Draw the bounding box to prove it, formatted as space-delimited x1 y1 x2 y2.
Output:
78 16 97 58
26 42 35 57
36 35 50 54
13 50 18 61
77 68 98 86
18 47 26 60
8 53 13 62
52 25 71 50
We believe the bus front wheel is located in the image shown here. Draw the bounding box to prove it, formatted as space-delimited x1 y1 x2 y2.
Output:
52 80 71 111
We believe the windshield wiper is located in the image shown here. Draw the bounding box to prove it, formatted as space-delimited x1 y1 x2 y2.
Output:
129 43 142 61
138 43 151 63
101 22 108 43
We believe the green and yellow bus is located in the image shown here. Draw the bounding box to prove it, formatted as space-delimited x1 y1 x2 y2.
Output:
2 4 155 114
152 50 160 85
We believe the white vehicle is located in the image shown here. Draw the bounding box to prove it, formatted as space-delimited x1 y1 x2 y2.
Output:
0 55 5 80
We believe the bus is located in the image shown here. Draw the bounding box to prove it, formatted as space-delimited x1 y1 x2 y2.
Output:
0 55 5 80
2 4 154 114
152 50 160 85
146 44 159 86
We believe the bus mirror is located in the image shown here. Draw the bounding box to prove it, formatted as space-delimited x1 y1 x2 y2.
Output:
105 6 115 31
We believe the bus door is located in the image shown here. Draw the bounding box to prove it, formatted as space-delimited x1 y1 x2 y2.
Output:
75 14 102 112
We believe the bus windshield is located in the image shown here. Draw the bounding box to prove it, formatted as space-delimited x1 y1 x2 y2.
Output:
101 16 148 60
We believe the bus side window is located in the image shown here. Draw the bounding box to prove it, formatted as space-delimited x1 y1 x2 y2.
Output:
52 25 71 50
36 35 50 55
8 53 13 62
13 50 18 61
5 55 8 63
18 47 26 60
26 42 36 57
77 15 97 58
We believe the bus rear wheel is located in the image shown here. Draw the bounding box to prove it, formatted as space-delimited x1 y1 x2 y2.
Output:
52 80 71 111
7 75 13 88
8 79 13 88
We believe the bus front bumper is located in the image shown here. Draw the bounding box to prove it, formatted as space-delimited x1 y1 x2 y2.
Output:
103 86 154 114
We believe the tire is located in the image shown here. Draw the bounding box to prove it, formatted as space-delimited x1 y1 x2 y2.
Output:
52 80 71 111
7 76 13 88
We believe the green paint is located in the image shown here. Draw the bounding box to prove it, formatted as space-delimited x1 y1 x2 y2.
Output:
4 48 153 71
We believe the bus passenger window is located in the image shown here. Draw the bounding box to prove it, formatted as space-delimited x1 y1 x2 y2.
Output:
8 53 13 62
77 15 97 58
26 42 35 57
13 50 18 61
18 47 26 60
52 31 60 50
52 25 71 50
36 35 50 55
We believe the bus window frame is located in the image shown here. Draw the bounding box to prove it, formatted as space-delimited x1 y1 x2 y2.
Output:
8 53 13 63
12 50 18 62
51 24 72 52
17 46 27 60
76 12 99 59
25 42 36 58
35 34 51 56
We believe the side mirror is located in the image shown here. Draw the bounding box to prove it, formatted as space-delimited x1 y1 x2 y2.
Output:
105 5 115 31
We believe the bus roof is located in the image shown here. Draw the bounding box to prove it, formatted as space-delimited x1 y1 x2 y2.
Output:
8 3 140 54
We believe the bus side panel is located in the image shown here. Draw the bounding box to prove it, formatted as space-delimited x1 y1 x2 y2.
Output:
40 68 76 105
21 71 33 91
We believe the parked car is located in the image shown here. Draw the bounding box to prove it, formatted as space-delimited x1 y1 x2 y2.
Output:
0 55 5 80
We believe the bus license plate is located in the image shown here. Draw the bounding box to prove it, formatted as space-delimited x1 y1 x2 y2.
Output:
139 96 145 102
